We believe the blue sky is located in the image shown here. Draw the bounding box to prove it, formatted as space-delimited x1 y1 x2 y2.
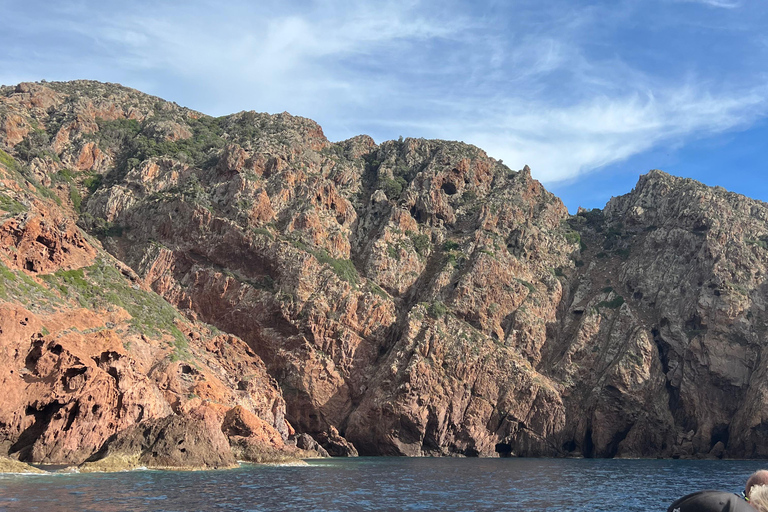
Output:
1 0 767 211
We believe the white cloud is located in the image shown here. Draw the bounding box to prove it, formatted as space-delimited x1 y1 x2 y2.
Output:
2 0 767 186
466 86 767 182
379 82 767 182
674 0 741 8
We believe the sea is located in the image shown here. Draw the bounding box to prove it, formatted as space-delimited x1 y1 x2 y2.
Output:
0 457 761 511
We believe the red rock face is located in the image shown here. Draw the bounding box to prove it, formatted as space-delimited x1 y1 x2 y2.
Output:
0 123 294 465
0 212 96 274
1 80 767 463
0 304 174 463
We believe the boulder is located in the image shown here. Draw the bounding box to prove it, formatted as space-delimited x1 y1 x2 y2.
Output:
317 427 358 457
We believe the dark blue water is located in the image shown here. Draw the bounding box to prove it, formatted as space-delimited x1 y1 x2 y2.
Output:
0 458 761 511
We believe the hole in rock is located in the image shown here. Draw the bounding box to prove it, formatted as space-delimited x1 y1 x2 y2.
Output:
495 443 513 457
441 182 457 195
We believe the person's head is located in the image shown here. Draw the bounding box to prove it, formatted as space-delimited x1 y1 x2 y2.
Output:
748 484 768 512
747 471 768 499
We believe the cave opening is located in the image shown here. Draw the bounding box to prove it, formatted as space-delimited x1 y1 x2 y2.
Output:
441 182 458 195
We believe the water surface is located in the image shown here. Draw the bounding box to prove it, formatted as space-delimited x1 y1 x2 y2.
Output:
0 458 761 511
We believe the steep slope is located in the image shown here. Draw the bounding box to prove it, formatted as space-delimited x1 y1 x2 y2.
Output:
0 84 296 466
548 171 768 458
1 80 766 461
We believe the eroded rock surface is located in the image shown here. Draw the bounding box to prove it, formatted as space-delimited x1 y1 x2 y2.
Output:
83 409 236 470
0 80 767 463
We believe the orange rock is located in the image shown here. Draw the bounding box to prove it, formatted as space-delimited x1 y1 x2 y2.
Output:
2 115 29 146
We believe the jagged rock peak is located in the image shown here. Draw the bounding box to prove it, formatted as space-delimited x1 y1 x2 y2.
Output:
1 80 767 463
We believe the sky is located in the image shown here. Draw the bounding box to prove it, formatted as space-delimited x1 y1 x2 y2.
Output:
1 0 767 212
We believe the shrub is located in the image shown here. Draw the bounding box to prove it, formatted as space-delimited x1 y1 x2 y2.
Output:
429 301 447 319
53 168 76 183
0 193 26 215
443 240 460 251
597 296 624 309
379 176 408 200
578 208 604 224
14 129 53 162
462 190 477 203
409 232 431 256
313 249 359 285
564 231 581 245
69 186 82 213
83 174 103 193
0 149 16 169
368 281 389 299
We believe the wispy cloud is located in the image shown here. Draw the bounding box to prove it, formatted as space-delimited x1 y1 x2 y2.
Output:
459 85 767 182
674 0 741 8
1 0 767 186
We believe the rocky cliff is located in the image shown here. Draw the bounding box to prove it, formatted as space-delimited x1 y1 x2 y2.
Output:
0 80 766 464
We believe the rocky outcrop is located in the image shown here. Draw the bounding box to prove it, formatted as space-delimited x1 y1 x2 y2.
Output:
82 409 236 471
294 433 330 457
0 129 295 467
317 426 358 457
2 80 768 462
544 170 768 458
0 456 46 474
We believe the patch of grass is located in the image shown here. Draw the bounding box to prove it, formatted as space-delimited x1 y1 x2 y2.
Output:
368 281 389 299
0 149 16 169
0 264 16 281
516 278 536 293
52 168 76 184
409 232 431 256
26 177 62 207
443 240 460 251
597 296 624 309
40 259 188 344
0 152 60 208
428 301 447 319
69 186 82 213
251 227 274 240
0 261 60 307
564 230 581 245
313 249 359 286
0 193 27 215
83 173 103 194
